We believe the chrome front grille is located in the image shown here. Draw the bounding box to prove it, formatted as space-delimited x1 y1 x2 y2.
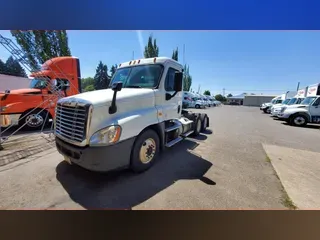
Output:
55 102 90 143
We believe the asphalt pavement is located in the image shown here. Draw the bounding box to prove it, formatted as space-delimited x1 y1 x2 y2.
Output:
0 105 319 209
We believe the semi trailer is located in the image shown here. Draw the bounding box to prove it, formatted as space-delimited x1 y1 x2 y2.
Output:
54 57 210 173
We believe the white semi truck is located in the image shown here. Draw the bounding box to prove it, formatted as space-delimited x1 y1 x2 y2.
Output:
277 83 320 127
271 88 306 117
260 95 284 113
270 91 298 117
54 57 210 173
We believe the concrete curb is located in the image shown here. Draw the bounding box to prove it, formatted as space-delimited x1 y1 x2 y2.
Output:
0 133 55 167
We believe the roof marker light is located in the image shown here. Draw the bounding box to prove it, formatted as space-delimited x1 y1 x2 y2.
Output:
133 60 136 64
129 61 132 65
153 58 156 63
138 59 140 64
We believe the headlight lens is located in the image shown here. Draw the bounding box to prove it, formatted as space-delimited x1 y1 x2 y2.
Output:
0 106 7 112
90 125 122 146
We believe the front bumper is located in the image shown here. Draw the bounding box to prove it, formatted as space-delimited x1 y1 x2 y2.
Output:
55 136 136 172
277 112 290 120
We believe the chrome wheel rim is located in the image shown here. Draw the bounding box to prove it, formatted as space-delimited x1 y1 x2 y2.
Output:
294 116 305 125
139 138 156 164
26 114 44 127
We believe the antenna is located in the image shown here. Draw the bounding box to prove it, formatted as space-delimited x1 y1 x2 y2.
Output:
296 82 300 91
132 51 134 60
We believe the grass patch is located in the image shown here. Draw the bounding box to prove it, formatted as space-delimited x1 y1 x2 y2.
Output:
265 156 271 163
265 154 297 210
281 189 297 210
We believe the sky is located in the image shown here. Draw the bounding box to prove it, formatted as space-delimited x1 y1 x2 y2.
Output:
1 30 320 96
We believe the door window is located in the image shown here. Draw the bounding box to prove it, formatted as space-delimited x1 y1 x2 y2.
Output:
165 67 179 91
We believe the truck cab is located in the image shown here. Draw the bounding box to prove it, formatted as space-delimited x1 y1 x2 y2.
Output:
260 94 284 113
271 88 306 117
0 57 81 129
54 57 209 173
277 83 320 126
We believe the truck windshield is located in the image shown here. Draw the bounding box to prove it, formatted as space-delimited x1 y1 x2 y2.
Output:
110 65 163 89
300 96 317 105
282 99 291 105
29 78 49 89
287 98 297 105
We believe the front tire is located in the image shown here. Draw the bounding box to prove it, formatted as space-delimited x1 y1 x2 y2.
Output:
290 114 307 127
195 104 200 109
130 129 160 173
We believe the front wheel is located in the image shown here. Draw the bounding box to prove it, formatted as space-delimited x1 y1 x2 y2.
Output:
130 129 160 173
195 104 200 109
19 109 49 130
290 114 307 127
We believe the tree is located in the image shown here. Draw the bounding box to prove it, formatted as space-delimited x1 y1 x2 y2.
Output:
172 47 178 61
227 93 233 97
0 59 8 75
215 94 227 102
110 64 118 78
84 85 95 92
81 77 94 91
10 30 71 70
183 64 192 91
144 34 159 58
94 61 110 90
4 56 27 77
203 90 211 96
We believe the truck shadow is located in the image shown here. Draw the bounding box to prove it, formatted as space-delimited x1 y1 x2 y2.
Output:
55 139 214 210
281 122 320 129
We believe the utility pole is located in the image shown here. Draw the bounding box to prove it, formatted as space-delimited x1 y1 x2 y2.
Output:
197 84 200 94
223 88 225 96
183 44 185 66
296 82 300 91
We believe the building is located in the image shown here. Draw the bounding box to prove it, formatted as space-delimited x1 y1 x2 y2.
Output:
243 95 276 107
227 93 248 105
0 74 30 91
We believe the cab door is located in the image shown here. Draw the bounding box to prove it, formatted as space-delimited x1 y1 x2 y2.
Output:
162 67 182 120
309 97 320 123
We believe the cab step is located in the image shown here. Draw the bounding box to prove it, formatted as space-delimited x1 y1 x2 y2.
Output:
165 124 180 132
165 137 183 147
181 130 193 138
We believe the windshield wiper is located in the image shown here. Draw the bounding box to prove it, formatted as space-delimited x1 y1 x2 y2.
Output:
125 85 142 88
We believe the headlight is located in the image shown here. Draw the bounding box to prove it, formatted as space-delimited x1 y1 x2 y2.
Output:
0 106 8 112
89 125 122 146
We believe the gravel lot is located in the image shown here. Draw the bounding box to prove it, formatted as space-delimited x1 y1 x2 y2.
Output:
0 105 319 209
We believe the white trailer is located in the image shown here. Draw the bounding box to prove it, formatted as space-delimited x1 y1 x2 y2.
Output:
54 57 210 173
277 83 320 126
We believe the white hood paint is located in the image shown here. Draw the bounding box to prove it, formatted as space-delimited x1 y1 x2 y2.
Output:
60 88 155 107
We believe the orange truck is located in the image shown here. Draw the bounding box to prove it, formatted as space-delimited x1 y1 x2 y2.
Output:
0 56 82 130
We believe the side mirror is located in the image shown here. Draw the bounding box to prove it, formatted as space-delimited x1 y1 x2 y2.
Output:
174 72 183 92
109 82 123 114
112 82 123 91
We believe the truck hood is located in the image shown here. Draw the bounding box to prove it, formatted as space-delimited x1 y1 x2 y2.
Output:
59 88 155 107
284 104 308 109
0 88 41 95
